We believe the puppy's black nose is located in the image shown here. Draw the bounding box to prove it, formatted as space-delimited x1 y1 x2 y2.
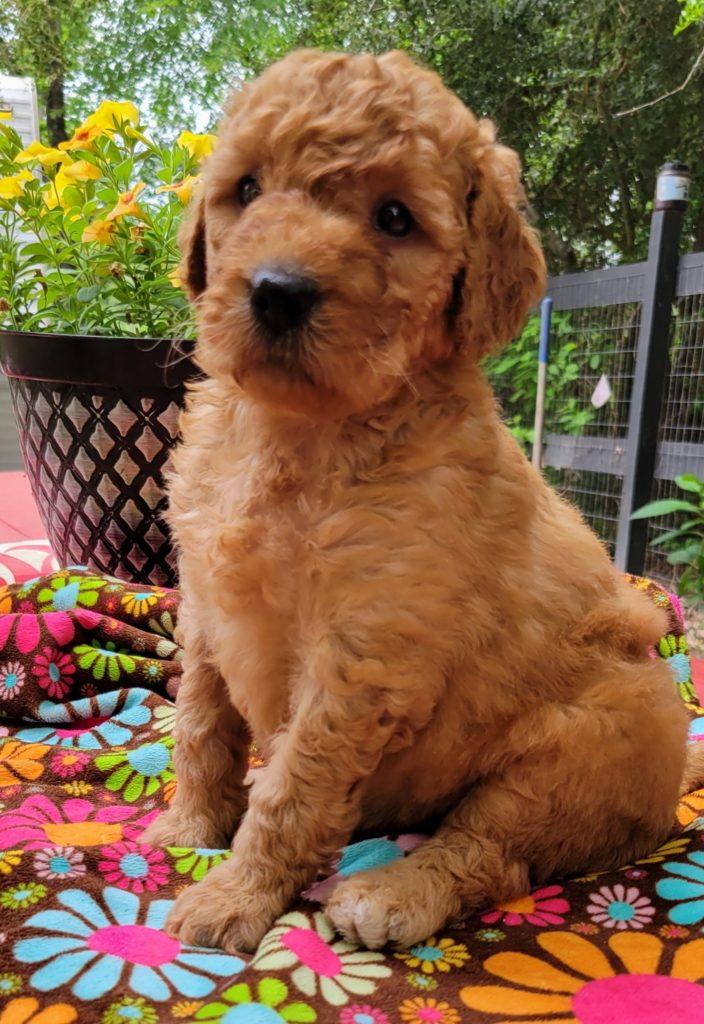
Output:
250 266 319 335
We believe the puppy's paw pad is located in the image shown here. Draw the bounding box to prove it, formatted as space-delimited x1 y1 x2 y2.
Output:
326 878 406 949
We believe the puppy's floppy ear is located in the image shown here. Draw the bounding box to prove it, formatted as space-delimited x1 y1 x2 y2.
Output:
178 192 207 300
458 120 545 360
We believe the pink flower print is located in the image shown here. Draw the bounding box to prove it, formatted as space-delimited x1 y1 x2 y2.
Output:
341 1006 390 1024
32 647 76 699
0 794 159 850
0 661 25 700
98 840 171 893
0 609 94 655
481 885 570 927
33 845 86 880
50 749 91 779
587 884 655 930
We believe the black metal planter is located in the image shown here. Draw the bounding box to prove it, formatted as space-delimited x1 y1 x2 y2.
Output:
0 331 198 587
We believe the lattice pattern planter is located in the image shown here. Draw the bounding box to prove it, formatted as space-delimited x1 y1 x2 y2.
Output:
0 331 198 586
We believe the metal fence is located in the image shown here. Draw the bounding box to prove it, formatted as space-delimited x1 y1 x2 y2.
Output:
534 193 704 585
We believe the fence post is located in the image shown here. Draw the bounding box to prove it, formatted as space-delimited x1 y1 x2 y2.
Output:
532 296 553 469
614 161 691 573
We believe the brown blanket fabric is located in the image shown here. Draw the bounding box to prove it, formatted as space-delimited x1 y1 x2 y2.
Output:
0 568 703 1024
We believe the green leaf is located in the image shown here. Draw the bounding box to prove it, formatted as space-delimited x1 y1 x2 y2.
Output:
654 520 702 545
76 285 99 302
675 474 704 496
631 499 703 520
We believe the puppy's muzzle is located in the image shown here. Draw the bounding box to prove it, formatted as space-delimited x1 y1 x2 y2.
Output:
250 266 320 336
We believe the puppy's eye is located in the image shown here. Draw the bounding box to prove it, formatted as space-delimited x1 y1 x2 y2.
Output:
236 175 262 207
375 200 415 238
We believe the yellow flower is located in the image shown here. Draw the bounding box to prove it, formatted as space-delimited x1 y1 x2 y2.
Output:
121 591 160 616
168 268 183 289
0 849 22 875
36 165 83 217
15 141 70 168
459 931 704 1022
84 100 139 131
177 130 216 161
395 936 470 975
0 110 12 120
0 169 34 199
81 218 116 245
106 182 146 222
171 1001 204 1018
63 159 101 183
59 122 103 152
635 834 691 863
63 780 93 796
156 174 199 204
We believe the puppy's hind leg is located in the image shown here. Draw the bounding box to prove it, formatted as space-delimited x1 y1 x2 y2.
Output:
143 623 250 850
327 668 687 949
326 780 531 950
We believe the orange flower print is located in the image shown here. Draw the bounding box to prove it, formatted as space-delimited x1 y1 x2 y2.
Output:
460 930 704 1022
0 741 50 787
398 997 461 1024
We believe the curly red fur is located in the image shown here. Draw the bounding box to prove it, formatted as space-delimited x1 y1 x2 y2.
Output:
144 49 696 953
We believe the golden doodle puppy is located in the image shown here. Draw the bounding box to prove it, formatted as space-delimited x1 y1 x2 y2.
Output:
144 49 701 952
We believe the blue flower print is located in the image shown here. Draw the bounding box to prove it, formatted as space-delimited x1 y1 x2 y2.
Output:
338 838 404 877
13 886 244 1001
14 689 152 749
656 850 704 924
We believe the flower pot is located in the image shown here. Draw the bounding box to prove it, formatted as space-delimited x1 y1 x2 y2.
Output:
0 330 199 586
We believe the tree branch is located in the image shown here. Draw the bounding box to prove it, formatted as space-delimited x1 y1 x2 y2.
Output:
616 40 704 117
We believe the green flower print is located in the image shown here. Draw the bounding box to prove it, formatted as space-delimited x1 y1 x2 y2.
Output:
168 847 231 882
102 997 158 1024
196 978 316 1022
474 928 506 942
74 640 137 683
406 973 438 992
0 972 23 995
658 634 695 703
37 573 107 612
0 881 47 910
95 738 174 802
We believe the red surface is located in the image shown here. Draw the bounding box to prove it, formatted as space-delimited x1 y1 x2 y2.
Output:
0 471 45 542
694 657 704 704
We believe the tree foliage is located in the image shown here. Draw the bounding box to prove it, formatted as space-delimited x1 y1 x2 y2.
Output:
2 0 704 270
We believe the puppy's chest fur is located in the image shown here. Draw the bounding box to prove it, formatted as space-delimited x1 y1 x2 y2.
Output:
171 404 410 741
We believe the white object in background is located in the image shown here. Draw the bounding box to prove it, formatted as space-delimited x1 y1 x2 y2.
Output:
0 74 40 147
591 374 612 409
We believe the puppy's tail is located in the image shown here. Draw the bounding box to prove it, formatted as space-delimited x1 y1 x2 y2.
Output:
680 741 704 796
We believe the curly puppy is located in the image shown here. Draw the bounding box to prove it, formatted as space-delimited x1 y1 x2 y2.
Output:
144 49 695 952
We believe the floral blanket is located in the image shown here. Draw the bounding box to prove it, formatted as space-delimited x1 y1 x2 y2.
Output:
0 568 704 1024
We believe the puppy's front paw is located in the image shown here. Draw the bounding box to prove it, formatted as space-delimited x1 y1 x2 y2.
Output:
326 867 451 949
165 866 282 952
141 809 229 851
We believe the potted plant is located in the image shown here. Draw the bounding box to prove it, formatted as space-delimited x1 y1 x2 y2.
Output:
0 104 209 585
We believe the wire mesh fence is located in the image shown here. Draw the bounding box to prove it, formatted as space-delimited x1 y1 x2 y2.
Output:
530 250 704 585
